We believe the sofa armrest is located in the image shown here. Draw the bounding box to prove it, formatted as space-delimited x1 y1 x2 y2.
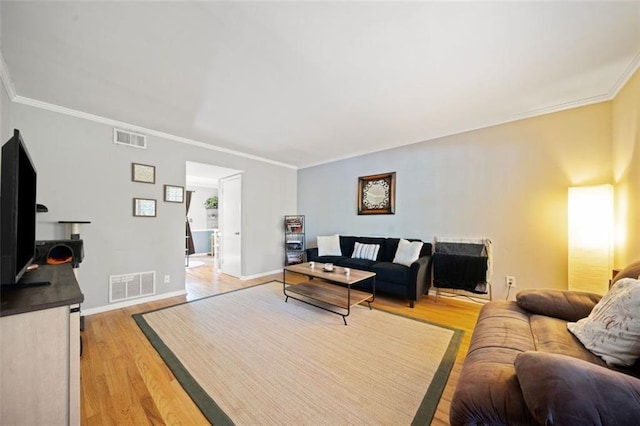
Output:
516 289 601 322
408 255 432 301
306 247 318 259
515 351 640 425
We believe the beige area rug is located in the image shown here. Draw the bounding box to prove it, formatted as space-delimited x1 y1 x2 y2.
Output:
134 281 463 425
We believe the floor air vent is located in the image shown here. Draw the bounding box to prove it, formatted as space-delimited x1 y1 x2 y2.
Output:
109 271 156 303
113 128 147 149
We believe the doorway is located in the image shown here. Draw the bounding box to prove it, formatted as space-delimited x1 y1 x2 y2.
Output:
185 162 243 289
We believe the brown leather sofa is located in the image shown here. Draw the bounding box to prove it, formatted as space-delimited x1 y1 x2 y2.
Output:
450 261 640 425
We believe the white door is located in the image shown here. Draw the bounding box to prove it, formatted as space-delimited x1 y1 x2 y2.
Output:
220 174 242 277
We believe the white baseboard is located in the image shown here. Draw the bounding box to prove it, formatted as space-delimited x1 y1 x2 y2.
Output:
82 289 187 316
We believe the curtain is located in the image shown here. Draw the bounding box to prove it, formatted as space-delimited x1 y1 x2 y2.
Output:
186 190 196 255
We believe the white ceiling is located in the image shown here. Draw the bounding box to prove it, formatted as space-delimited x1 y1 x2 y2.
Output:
2 1 639 169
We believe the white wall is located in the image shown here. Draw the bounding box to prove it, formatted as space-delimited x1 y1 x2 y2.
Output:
187 185 217 230
186 184 217 254
298 102 612 300
10 102 297 310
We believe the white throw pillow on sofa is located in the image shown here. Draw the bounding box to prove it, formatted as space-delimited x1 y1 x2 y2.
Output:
317 234 341 256
393 238 423 267
567 277 640 367
352 242 380 261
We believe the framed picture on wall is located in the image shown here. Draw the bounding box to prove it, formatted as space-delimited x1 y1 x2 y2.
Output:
133 198 157 217
132 163 156 184
164 185 184 203
357 172 396 215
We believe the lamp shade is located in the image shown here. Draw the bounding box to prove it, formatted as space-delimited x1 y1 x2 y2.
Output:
568 184 613 295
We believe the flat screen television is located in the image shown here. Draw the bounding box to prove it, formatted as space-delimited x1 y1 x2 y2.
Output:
1 129 42 285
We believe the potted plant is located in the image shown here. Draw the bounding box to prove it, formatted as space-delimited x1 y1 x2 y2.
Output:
204 196 218 209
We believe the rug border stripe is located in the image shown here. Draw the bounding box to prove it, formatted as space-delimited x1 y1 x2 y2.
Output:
133 280 464 425
412 326 463 425
133 313 235 425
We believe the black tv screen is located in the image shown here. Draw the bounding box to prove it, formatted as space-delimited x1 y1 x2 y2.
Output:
1 129 37 285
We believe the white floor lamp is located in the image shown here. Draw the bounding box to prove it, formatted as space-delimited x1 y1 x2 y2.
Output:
568 184 614 295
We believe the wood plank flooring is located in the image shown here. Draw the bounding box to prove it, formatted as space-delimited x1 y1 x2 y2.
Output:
80 256 481 425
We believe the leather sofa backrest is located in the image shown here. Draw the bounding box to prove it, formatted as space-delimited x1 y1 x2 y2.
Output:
612 259 640 285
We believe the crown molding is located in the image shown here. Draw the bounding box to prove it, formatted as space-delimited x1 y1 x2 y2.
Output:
13 96 298 169
607 49 640 100
511 51 640 121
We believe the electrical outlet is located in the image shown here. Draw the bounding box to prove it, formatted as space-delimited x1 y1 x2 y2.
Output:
505 276 516 288
164 274 170 284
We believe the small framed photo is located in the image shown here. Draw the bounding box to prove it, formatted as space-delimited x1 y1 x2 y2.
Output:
132 163 156 184
358 172 396 215
164 185 184 203
133 198 157 217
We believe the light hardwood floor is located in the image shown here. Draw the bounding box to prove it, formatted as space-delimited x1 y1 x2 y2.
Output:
80 256 482 425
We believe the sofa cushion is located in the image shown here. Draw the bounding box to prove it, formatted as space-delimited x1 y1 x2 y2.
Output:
338 236 386 259
336 257 377 270
468 302 536 354
370 262 409 285
516 289 601 322
351 242 380 261
317 234 341 256
568 278 640 367
515 352 640 425
384 238 431 262
530 315 606 364
450 301 537 425
353 237 387 260
392 238 423 267
451 348 535 425
339 236 358 257
312 255 347 264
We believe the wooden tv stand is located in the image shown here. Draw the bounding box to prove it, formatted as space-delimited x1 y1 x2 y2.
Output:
1 264 84 425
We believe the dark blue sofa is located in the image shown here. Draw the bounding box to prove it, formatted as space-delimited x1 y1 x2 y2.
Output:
305 235 433 308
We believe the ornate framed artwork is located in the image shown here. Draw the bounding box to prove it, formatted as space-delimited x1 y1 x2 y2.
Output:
357 172 396 215
164 185 184 203
133 198 157 217
132 163 156 184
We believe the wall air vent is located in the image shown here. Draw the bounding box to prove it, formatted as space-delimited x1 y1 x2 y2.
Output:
113 128 147 149
109 271 156 303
